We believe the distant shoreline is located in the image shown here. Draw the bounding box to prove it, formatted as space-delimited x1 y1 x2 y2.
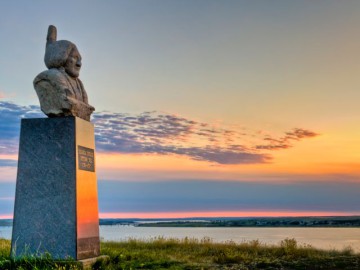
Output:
2 216 359 227
104 216 360 227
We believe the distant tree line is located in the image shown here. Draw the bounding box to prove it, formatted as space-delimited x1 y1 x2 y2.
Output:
135 217 360 227
1 217 359 227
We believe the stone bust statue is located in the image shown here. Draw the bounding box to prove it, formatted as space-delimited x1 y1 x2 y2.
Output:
34 25 95 121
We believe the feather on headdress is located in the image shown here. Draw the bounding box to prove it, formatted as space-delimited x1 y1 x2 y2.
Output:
44 25 77 69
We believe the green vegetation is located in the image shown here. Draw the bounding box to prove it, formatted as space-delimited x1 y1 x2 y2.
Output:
1 237 360 269
0 238 81 270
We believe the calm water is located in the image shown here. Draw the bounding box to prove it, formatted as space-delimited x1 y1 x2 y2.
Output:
1 226 359 252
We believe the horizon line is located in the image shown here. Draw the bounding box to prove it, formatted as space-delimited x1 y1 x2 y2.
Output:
2 211 360 220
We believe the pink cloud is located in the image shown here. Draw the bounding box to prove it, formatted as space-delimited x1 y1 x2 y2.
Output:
0 101 320 165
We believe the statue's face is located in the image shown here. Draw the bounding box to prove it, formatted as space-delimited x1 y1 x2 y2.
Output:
64 47 82 78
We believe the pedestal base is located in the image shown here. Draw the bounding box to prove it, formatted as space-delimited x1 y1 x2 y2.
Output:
79 255 110 269
11 117 100 260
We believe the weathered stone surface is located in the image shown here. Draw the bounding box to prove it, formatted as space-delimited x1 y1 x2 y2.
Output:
11 117 77 258
34 69 94 121
34 25 94 121
11 117 100 259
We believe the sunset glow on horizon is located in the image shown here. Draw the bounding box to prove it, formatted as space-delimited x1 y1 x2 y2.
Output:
3 210 360 221
99 211 360 219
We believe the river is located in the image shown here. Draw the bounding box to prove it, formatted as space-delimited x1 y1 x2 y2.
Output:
1 226 359 253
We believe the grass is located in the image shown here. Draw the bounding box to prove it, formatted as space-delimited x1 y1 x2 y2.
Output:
1 237 360 269
0 238 81 270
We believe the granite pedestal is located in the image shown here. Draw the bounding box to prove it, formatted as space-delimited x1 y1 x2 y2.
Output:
11 117 100 260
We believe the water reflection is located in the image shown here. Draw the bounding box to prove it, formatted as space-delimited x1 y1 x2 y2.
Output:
99 226 360 253
1 226 359 253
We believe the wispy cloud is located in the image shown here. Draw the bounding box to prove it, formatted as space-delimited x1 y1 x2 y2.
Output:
92 111 319 164
0 101 43 154
0 159 17 167
0 196 14 201
92 111 272 164
256 128 319 150
0 101 319 164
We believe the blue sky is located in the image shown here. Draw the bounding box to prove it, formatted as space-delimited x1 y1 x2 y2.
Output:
1 0 360 218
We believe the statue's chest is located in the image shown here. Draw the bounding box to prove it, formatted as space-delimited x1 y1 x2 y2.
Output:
66 77 83 101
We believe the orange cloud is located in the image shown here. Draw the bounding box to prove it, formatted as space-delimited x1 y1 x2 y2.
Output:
256 128 320 150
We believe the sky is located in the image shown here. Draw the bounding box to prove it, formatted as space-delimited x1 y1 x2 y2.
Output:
0 0 360 218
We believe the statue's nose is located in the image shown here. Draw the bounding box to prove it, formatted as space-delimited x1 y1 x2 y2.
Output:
76 59 82 68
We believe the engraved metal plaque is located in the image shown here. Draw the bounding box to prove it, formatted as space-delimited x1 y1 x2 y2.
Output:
78 146 95 172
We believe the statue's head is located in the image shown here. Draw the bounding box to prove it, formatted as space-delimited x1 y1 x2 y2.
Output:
44 25 82 78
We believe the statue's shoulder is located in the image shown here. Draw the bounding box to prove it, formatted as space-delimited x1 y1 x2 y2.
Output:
34 68 68 86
